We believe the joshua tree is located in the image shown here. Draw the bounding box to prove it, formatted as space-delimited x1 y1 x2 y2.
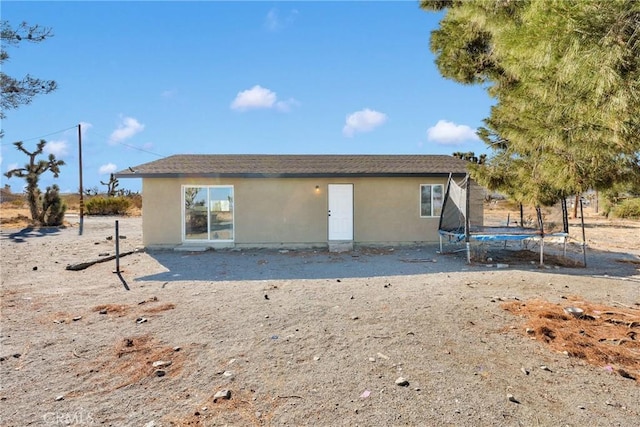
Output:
4 139 65 224
40 184 66 225
100 173 120 197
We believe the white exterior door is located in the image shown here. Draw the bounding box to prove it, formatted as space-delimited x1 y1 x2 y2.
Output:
328 184 353 241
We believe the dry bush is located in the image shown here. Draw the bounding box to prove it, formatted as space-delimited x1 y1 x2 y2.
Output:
502 297 640 381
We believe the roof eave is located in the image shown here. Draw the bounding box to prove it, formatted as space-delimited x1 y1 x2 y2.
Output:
114 171 468 179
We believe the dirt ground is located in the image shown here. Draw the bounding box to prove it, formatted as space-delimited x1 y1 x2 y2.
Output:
1 205 639 426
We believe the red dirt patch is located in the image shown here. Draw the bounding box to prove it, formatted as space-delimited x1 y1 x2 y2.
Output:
502 297 640 381
85 334 187 393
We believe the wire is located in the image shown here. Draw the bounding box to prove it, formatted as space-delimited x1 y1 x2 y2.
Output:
0 125 79 146
112 140 164 157
85 128 165 158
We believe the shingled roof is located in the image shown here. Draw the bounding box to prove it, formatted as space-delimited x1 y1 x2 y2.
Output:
114 154 469 178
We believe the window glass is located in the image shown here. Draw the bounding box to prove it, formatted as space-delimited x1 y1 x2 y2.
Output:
420 184 443 217
184 187 208 239
209 187 233 240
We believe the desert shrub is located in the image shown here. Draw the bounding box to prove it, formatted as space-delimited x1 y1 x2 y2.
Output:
85 196 131 215
40 185 67 226
127 193 142 209
610 198 640 219
9 197 25 208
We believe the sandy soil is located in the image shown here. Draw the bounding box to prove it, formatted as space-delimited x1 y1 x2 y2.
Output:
1 212 639 426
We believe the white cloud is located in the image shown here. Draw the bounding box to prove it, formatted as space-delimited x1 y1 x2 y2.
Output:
109 116 145 145
275 98 301 112
426 120 479 145
342 108 388 137
99 163 117 175
44 140 69 157
264 8 298 32
230 85 297 112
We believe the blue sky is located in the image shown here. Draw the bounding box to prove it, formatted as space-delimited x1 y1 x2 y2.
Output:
1 1 493 194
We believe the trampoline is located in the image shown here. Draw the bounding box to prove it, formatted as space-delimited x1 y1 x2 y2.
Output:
438 174 574 265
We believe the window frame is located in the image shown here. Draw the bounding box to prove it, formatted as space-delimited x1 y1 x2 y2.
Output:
182 185 234 242
419 184 444 218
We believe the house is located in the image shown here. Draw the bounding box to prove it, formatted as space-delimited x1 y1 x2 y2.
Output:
114 154 483 251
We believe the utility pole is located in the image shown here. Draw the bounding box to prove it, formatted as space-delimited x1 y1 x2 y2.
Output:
78 123 84 235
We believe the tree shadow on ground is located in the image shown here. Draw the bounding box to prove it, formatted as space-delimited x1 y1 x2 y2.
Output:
0 226 62 243
134 243 640 283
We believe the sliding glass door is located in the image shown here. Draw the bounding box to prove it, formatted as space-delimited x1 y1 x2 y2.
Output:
183 186 234 241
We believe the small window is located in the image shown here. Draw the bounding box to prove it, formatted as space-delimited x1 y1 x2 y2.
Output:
420 184 443 217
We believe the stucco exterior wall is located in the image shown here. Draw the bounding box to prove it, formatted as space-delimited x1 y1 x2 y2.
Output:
141 176 483 248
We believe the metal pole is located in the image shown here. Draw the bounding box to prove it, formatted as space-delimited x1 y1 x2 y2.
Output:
464 174 471 264
114 220 129 290
115 220 120 273
78 124 84 235
580 198 587 267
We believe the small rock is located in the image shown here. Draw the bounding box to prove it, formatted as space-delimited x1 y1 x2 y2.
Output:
55 395 64 401
313 356 320 361
368 357 376 362
395 377 409 387
98 252 110 257
540 365 552 372
152 360 172 368
222 370 234 378
351 315 359 320
264 294 269 300
72 316 82 321
99 309 108 315
377 352 389 360
32 266 38 271
521 367 529 376
213 389 231 401
154 369 166 377
136 317 148 324
525 328 534 334
507 394 520 404
12 353 21 359
618 369 636 380
173 346 181 352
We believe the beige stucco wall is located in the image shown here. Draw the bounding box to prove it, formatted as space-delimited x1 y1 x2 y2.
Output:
141 176 483 248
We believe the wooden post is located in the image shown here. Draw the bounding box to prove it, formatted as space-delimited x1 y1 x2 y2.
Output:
78 124 84 235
